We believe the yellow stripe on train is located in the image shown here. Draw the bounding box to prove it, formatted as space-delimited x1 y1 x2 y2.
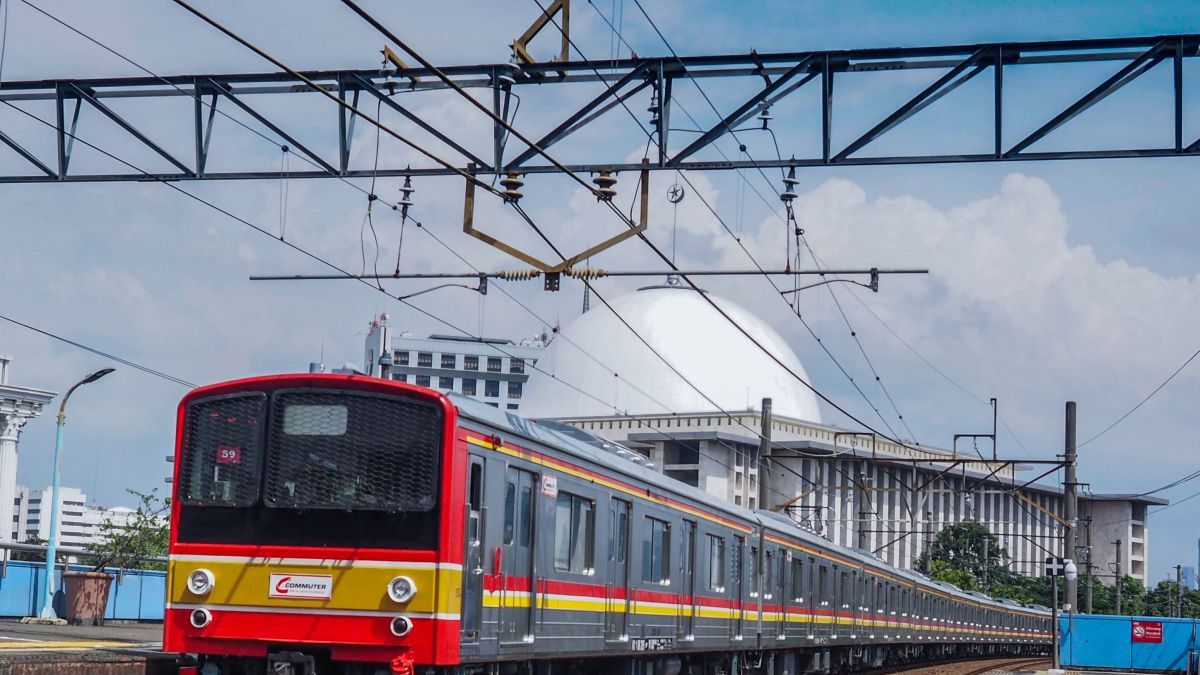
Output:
168 556 461 616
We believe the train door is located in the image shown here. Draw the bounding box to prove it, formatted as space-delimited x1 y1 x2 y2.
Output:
500 467 536 645
679 520 696 639
605 498 631 641
731 535 744 639
773 551 786 640
815 563 830 638
461 457 485 645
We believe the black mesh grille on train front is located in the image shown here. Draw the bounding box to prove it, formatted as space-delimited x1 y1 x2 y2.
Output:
176 387 442 548
263 391 442 512
178 393 267 507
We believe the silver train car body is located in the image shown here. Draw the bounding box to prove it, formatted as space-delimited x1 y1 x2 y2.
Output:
453 394 1051 674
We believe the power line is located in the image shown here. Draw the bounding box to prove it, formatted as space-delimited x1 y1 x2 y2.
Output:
0 312 195 388
4 64 818 512
330 0 918 456
1078 345 1200 449
573 0 913 443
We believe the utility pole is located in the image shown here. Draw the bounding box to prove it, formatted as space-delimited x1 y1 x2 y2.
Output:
983 536 990 592
1176 565 1183 617
1064 401 1078 613
856 470 869 552
924 510 934 574
1085 516 1094 614
757 397 772 511
1114 539 1123 615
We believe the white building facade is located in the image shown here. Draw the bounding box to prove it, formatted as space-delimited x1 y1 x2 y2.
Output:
12 486 136 549
522 286 1160 584
0 357 55 543
362 314 546 411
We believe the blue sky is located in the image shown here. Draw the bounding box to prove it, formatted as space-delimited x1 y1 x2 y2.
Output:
1 0 1199 583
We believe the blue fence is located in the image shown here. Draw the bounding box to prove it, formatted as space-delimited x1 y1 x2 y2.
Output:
0 560 164 621
1061 614 1200 672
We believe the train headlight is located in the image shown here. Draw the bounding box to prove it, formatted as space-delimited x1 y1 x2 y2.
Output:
189 608 212 628
390 616 413 637
387 575 416 603
187 569 215 596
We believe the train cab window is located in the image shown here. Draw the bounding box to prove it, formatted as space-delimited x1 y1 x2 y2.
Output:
790 558 803 602
503 482 516 544
707 534 726 591
553 492 595 574
642 517 671 584
179 393 266 506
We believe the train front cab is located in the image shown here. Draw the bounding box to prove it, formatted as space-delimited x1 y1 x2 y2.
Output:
164 374 464 674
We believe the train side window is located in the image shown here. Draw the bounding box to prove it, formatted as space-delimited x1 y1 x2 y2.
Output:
817 565 829 606
503 481 516 544
763 550 774 599
839 571 850 609
708 534 726 591
642 516 671 585
790 558 803 602
750 547 760 597
616 509 628 563
553 492 594 574
519 484 533 546
467 463 483 545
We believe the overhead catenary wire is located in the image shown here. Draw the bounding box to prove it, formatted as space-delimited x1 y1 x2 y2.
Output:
570 0 913 444
32 0 1051 554
626 0 918 443
0 312 195 388
321 0 925 459
2 72 822 514
1077 344 1200 449
165 0 865 472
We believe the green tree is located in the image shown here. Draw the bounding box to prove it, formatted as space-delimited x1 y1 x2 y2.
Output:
916 522 1015 593
89 489 169 572
11 536 47 563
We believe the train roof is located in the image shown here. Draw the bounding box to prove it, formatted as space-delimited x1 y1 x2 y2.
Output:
448 392 1046 616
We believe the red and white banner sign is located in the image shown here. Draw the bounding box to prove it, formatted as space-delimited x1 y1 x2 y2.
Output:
1132 620 1163 643
269 573 333 599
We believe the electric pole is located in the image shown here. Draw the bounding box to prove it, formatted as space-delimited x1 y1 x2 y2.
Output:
1085 516 1094 614
757 397 772 511
983 536 990 592
1176 565 1183 617
856 471 869 552
1113 539 1123 615
1064 401 1078 612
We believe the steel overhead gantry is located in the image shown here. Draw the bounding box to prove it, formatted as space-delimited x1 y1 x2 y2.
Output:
0 34 1198 183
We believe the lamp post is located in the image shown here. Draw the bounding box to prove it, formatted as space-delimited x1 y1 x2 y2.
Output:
36 368 114 621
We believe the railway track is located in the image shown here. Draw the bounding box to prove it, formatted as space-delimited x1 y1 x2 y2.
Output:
877 656 1050 675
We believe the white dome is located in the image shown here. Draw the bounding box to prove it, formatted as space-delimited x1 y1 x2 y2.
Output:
522 286 822 422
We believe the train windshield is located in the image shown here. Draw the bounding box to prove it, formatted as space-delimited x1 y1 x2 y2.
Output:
176 388 443 548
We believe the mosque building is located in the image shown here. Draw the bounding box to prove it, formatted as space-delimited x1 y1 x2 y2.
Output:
516 284 1157 582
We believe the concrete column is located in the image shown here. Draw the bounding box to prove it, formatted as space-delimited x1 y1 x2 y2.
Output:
0 416 26 543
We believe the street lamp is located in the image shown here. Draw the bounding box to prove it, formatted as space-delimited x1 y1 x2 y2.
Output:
36 367 115 621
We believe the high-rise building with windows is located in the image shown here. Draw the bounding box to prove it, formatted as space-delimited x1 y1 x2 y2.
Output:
11 485 137 549
362 314 546 411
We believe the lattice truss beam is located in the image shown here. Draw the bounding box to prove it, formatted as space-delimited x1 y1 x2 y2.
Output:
0 34 1198 183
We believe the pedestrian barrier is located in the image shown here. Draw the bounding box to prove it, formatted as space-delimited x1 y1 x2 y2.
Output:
1061 613 1199 672
0 560 163 621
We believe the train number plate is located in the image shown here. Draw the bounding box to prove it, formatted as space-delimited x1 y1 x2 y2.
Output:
269 573 333 599
630 637 674 651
